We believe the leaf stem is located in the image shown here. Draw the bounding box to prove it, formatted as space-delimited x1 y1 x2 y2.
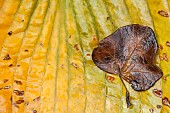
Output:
119 74 132 108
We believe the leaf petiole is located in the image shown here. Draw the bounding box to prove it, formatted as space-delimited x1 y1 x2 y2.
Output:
119 74 132 108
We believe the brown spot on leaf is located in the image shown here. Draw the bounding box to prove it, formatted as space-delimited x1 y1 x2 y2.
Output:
166 41 170 47
157 105 162 109
61 64 64 69
13 90 24 96
10 96 12 102
163 76 167 81
33 110 37 113
16 99 24 104
3 54 11 60
107 75 115 82
25 50 29 52
3 79 9 83
162 97 170 107
160 53 168 62
69 35 72 38
86 54 91 56
158 45 163 50
8 31 13 36
153 89 162 98
21 20 24 22
14 80 22 85
74 44 79 51
17 65 20 67
4 86 11 89
9 64 13 67
107 17 110 20
71 62 79 69
25 102 29 106
149 108 154 113
33 96 40 102
0 87 3 90
158 10 169 17
163 74 170 82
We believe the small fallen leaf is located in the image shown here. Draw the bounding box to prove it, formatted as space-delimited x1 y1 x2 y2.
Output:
92 24 163 107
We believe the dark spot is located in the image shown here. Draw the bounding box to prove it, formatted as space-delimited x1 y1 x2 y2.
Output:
163 53 168 62
25 50 29 52
156 105 162 109
86 54 91 56
74 44 79 51
61 64 64 69
3 79 9 83
107 17 110 20
163 74 170 82
158 45 163 50
162 97 170 107
158 10 169 17
25 102 29 106
107 76 115 82
149 108 154 113
4 86 11 89
166 41 170 47
3 54 11 60
33 110 37 113
153 89 162 98
9 64 13 67
10 96 12 102
69 35 72 38
17 65 20 67
143 57 148 64
71 62 79 69
13 90 24 96
33 96 40 102
21 20 24 22
0 87 3 90
14 80 22 85
8 31 13 36
16 99 24 104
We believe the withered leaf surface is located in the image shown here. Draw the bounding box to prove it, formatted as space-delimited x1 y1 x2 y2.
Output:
92 24 163 107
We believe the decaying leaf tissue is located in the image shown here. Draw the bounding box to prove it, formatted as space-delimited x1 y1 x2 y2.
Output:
92 24 163 107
